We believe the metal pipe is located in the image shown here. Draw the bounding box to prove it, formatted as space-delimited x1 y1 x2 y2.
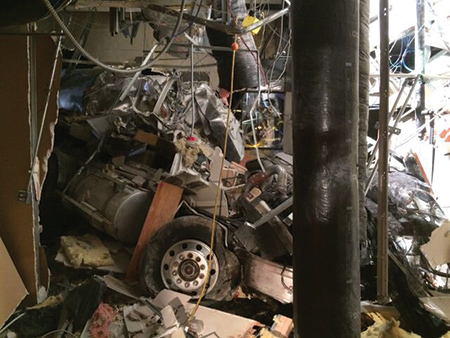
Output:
415 0 426 132
370 73 450 80
0 32 65 36
118 44 159 101
364 107 415 195
190 42 195 136
171 43 258 53
377 0 390 305
292 0 360 336
245 196 293 229
366 79 408 168
359 0 370 262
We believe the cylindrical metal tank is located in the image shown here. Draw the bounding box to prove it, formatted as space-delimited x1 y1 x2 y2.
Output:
65 170 153 245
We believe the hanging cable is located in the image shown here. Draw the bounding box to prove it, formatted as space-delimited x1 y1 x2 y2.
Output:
248 97 266 171
41 0 187 74
185 34 239 326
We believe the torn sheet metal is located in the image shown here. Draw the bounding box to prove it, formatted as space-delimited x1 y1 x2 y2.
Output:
235 249 293 304
195 84 244 163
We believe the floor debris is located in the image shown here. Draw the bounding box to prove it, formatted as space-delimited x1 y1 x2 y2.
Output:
59 234 114 268
88 303 115 338
361 313 422 338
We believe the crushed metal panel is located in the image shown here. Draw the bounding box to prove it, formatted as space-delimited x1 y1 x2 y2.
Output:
0 237 28 327
421 220 450 269
235 249 293 304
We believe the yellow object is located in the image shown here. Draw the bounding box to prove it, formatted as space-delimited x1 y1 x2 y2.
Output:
361 313 422 338
242 15 261 35
60 234 115 268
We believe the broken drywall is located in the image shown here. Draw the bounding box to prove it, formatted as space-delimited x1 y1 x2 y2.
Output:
0 35 61 305
0 237 28 328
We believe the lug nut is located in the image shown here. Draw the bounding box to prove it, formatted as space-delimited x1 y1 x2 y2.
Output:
193 281 199 286
179 255 184 260
177 279 182 284
172 271 177 276
173 262 179 267
185 282 190 288
188 253 193 258
199 274 204 279
195 257 201 262
200 264 205 270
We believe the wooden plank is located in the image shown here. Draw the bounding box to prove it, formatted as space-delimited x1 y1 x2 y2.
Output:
126 182 183 281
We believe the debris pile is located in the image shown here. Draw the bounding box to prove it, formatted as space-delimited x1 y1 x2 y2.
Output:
2 69 450 337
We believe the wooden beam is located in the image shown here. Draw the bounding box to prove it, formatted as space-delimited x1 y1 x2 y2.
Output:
126 182 183 281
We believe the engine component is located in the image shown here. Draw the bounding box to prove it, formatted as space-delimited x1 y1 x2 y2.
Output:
64 169 153 244
244 164 289 200
141 216 240 301
195 84 245 162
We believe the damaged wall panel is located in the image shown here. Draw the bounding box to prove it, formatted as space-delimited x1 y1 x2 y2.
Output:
0 237 28 327
0 35 61 305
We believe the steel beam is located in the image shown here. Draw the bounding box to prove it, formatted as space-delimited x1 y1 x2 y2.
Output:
377 0 390 305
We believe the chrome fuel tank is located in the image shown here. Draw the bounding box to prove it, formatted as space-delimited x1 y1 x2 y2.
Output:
64 169 153 244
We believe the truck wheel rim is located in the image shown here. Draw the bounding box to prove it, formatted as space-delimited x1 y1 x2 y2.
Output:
161 239 219 297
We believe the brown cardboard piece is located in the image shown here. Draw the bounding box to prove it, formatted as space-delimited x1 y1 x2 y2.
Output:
0 237 28 328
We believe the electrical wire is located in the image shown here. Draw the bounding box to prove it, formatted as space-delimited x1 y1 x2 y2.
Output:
173 0 204 38
248 96 266 171
185 33 238 326
27 35 62 194
41 0 187 74
0 313 25 335
395 108 447 148
426 0 450 54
